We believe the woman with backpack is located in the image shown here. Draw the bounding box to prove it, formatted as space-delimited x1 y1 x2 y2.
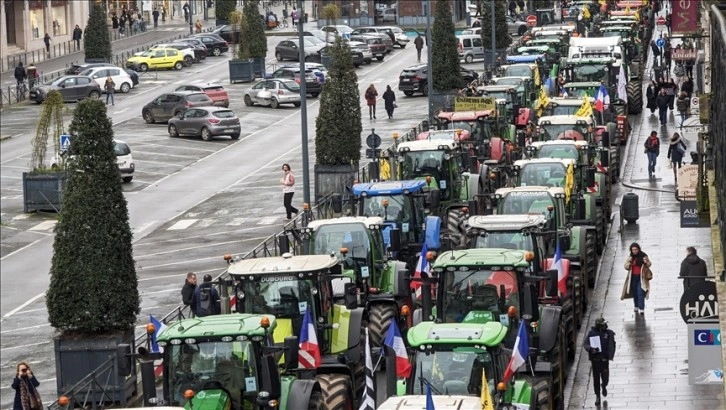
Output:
667 132 687 175
676 91 689 128
644 131 660 180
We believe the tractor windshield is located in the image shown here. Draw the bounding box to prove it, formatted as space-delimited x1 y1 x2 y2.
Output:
572 64 608 83
442 270 519 323
412 347 496 396
520 163 567 187
551 105 580 116
536 144 580 159
313 223 371 259
504 65 532 77
499 191 556 215
539 124 586 141
401 150 446 179
474 232 532 251
167 340 258 409
450 121 493 141
239 277 315 323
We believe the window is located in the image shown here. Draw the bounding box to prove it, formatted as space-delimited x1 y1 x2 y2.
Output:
168 50 179 57
166 95 182 103
153 50 165 58
253 81 267 89
412 348 496 396
240 277 315 321
442 270 519 323
109 69 120 76
213 110 235 118
184 109 200 117
77 77 91 85
313 223 371 259
62 78 76 87
186 94 211 103
472 38 483 48
114 142 131 156
463 39 472 48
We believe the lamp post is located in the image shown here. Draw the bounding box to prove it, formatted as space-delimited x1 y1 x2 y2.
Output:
490 0 496 73
297 0 311 205
426 0 433 124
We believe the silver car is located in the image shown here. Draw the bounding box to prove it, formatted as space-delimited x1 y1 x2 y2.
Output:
506 16 529 36
167 106 241 141
243 79 302 109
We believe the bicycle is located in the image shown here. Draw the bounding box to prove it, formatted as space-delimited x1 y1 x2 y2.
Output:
16 81 28 101
278 17 289 28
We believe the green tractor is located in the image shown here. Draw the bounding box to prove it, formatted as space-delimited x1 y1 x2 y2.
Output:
561 57 642 115
119 314 325 410
494 186 599 288
375 321 555 410
224 254 372 409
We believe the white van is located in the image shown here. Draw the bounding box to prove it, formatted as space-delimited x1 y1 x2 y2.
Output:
457 34 485 63
79 66 134 93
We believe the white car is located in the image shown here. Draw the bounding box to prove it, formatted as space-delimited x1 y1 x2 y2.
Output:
114 140 135 183
243 79 302 109
79 66 134 93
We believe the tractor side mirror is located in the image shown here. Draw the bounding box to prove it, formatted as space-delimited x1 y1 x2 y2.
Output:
258 355 282 401
575 197 586 220
116 343 132 377
396 269 409 298
546 268 559 297
601 131 610 147
344 282 358 310
586 167 595 188
389 228 401 252
427 189 440 212
559 235 570 252
517 130 526 149
529 92 536 103
283 336 299 371
600 149 609 168
523 283 540 322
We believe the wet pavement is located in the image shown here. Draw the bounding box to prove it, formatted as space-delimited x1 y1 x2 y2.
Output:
565 3 724 409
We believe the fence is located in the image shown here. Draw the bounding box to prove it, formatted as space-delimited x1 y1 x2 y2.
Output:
709 4 726 265
46 358 118 410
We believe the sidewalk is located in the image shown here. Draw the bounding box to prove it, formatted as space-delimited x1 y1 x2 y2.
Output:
565 3 724 409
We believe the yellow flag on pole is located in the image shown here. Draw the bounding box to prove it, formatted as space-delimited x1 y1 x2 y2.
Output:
380 158 391 180
625 5 631 14
481 368 495 410
574 95 593 117
535 87 550 117
583 5 591 19
534 61 541 87
565 162 575 204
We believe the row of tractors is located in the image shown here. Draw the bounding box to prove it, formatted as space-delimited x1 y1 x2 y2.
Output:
114 2 657 410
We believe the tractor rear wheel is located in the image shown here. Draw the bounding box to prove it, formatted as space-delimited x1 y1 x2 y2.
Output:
307 391 325 410
626 81 643 114
524 375 551 410
585 230 597 288
368 304 396 348
595 207 605 255
445 209 467 249
316 374 354 410
572 271 584 331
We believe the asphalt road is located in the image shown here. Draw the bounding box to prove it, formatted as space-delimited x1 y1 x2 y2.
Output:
0 34 425 408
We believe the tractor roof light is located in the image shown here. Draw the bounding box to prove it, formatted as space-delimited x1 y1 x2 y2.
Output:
340 247 349 255
462 207 469 214
531 321 539 329
546 205 554 212
224 253 233 261
524 251 535 262
260 317 270 329
507 306 518 317
268 399 279 408
401 305 411 316
184 390 196 400
58 396 70 407
489 172 497 180
146 323 156 335
426 251 436 262
497 382 507 391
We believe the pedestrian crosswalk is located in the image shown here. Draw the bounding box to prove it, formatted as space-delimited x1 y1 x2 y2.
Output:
162 215 289 231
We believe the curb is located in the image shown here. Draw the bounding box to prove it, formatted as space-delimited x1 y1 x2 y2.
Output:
0 135 13 141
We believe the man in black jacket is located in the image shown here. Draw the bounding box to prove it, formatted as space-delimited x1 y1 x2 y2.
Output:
192 274 221 317
583 317 616 406
181 272 197 314
680 247 708 291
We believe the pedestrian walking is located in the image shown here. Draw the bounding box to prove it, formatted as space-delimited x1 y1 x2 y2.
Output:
127 14 134 35
644 130 660 179
181 272 197 313
112 14 119 31
681 76 694 100
646 80 657 115
667 132 687 174
666 78 678 110
665 12 672 36
43 33 51 55
281 163 299 220
675 92 689 128
183 2 190 23
195 19 203 33
162 5 167 22
192 274 220 317
621 242 652 315
664 44 672 71
414 34 424 62
292 7 299 27
365 84 378 120
152 8 160 28
679 247 708 291
14 62 27 95
685 58 694 78
12 362 41 410
26 63 38 89
104 76 116 106
650 40 661 67
656 88 669 125
583 318 616 406
382 85 396 119
72 25 82 50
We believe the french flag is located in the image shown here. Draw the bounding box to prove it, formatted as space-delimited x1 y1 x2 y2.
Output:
299 307 321 368
503 321 529 383
383 320 411 378
149 315 166 377
411 243 429 300
594 84 610 112
553 242 567 296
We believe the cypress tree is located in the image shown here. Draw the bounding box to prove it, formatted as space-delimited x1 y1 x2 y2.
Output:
431 0 462 91
83 4 112 61
46 99 139 333
479 2 512 50
215 0 236 23
243 1 267 59
315 37 361 166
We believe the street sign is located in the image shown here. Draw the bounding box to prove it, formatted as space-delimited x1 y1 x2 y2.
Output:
366 131 381 149
673 49 698 60
526 15 537 27
657 16 666 25
691 97 700 114
677 164 698 199
680 281 718 324
687 323 723 385
656 38 665 48
365 149 381 159
60 134 71 154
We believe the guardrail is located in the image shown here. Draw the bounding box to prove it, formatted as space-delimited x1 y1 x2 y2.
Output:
46 358 117 410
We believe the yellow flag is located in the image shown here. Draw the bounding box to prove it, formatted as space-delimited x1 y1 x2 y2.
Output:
534 61 541 87
625 5 630 14
575 96 593 117
380 158 391 180
536 87 550 117
634 10 640 21
565 163 575 204
583 5 591 19
481 368 495 410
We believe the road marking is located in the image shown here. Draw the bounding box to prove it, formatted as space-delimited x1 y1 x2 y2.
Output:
134 159 183 167
2 292 45 318
225 217 247 226
133 150 200 159
167 219 198 230
137 237 268 269
134 221 157 237
1 165 27 169
0 340 50 351
132 141 217 152
185 212 202 217
29 220 57 231
257 216 279 225
195 218 217 228
0 175 21 179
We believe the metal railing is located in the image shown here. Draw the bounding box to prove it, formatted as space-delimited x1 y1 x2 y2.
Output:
46 358 117 410
709 4 726 264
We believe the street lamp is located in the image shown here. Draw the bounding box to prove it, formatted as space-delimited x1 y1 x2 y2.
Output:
296 0 311 204
426 0 433 125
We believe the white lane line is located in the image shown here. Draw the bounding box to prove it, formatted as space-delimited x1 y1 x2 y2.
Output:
134 159 185 167
28 220 57 231
257 216 279 225
135 169 172 176
0 340 50 351
134 221 157 237
132 141 218 153
0 238 45 262
13 214 30 220
0 175 21 179
134 224 279 246
167 219 198 230
132 150 200 159
2 292 45 318
1 165 27 169
134 239 242 259
195 218 217 228
225 217 247 226
138 237 267 270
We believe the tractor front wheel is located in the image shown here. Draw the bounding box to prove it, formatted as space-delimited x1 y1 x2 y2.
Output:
316 374 354 410
445 208 467 249
368 304 396 348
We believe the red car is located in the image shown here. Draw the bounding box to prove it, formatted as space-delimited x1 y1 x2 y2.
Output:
175 84 229 108
350 34 386 61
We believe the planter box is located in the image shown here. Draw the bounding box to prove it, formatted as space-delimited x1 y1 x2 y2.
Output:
54 329 137 405
252 57 265 78
229 59 255 83
22 171 66 213
314 164 357 204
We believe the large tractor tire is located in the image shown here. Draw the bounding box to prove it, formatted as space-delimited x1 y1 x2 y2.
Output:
572 270 584 331
560 296 576 365
550 323 567 409
316 374 354 410
307 391 325 410
614 104 627 117
524 375 552 410
610 145 620 183
368 304 396 348
585 230 597 288
626 81 643 115
445 209 467 249
595 207 605 255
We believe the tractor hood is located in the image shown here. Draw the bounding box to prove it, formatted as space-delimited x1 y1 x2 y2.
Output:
376 395 483 410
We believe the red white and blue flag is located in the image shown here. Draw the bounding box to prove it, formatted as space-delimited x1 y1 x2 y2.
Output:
594 84 610 112
299 307 321 368
383 320 411 378
149 315 166 377
412 243 430 300
503 321 529 383
553 242 567 296
425 383 436 410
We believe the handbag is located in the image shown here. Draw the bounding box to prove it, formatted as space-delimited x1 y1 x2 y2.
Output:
28 387 41 410
643 266 654 281
393 101 397 108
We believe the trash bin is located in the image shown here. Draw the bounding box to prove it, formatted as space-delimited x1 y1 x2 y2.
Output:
621 192 639 224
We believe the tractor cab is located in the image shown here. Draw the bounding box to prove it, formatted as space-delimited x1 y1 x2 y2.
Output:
467 214 553 257
416 129 472 142
532 29 570 43
495 186 567 229
397 140 465 203
513 158 574 189
536 115 594 142
501 55 546 79
306 217 384 271
568 37 623 67
534 8 557 26
478 85 523 120
522 38 567 63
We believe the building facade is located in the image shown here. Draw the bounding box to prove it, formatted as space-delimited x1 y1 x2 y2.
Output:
313 0 468 27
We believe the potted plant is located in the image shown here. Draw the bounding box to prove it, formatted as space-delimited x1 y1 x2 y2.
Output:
228 10 255 83
22 90 67 213
47 98 140 405
242 1 268 77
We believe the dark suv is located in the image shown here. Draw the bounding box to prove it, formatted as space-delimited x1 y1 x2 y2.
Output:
398 64 479 96
269 67 322 97
141 91 213 124
318 46 364 67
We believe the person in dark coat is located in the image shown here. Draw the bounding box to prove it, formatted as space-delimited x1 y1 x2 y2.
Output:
646 80 657 114
192 274 220 317
656 88 670 126
382 85 396 119
112 14 119 30
667 132 687 173
583 318 616 406
664 45 672 71
12 362 41 410
181 272 197 314
43 33 51 55
364 84 378 120
681 76 694 99
675 91 689 128
414 34 424 62
666 78 678 110
679 246 708 291
650 40 661 66
72 25 82 50
152 8 160 28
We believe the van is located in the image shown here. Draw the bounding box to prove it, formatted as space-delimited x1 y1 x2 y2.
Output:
115 140 135 183
457 34 485 63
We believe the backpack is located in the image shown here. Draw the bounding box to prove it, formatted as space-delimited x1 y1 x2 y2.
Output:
676 141 686 156
198 287 213 316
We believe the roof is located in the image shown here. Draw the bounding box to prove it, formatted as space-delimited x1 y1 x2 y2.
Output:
406 322 508 348
468 214 549 231
397 140 458 152
226 254 338 276
496 186 566 196
307 216 384 231
432 248 531 269
514 157 576 168
352 180 427 196
506 54 545 63
538 115 594 125
377 396 482 410
570 37 622 47
156 314 276 341
186 83 225 89
549 97 595 106
417 129 472 142
530 140 589 149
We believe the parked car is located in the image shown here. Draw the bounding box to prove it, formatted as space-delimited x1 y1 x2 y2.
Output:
304 29 332 44
283 62 327 84
398 64 478 96
175 37 210 60
506 15 530 36
321 25 354 41
351 27 395 51
149 43 196 66
348 41 373 64
174 83 229 107
114 140 135 183
126 48 185 72
457 34 485 63
377 26 410 48
141 91 213 124
318 45 365 67
269 67 322 97
243 79 302 108
275 38 325 62
375 8 397 23
79 66 134 93
167 106 241 141
189 34 229 56
350 35 386 61
212 24 240 43
66 63 139 86
168 40 208 62
30 75 102 103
